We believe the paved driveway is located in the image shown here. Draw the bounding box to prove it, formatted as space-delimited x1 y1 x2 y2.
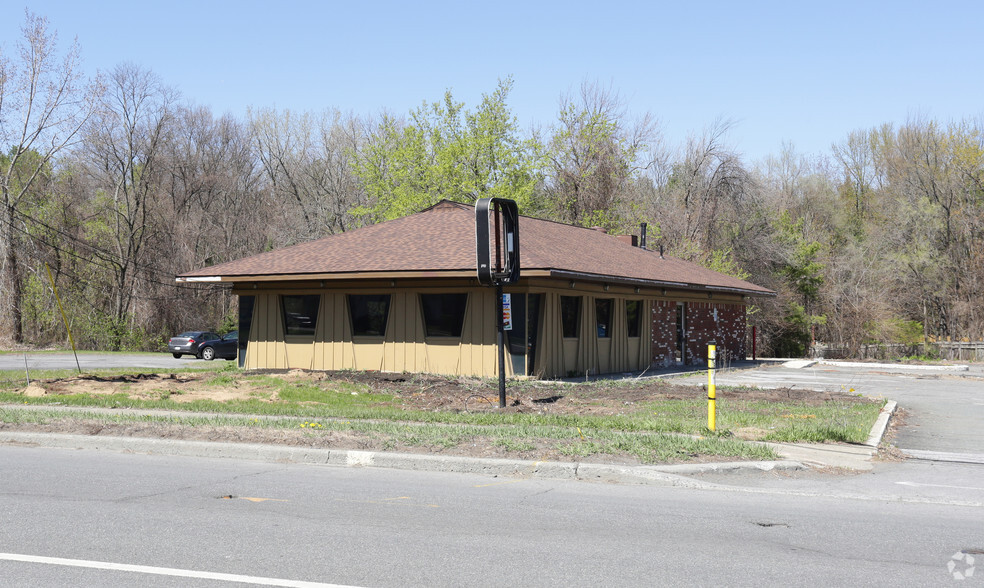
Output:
0 353 223 372
676 362 984 458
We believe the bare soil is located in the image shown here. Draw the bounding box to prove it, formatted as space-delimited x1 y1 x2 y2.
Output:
3 370 876 464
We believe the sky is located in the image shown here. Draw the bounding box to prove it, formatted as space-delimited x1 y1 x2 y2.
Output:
3 0 983 164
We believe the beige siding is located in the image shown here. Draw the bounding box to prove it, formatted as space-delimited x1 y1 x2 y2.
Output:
531 291 654 379
241 287 502 377
237 281 734 379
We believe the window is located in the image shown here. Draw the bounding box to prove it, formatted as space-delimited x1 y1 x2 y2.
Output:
596 298 613 338
348 294 391 337
626 300 642 338
238 295 254 368
560 296 580 338
421 293 468 337
282 294 320 336
505 293 528 356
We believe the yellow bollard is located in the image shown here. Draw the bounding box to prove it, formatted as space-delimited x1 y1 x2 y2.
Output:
708 345 716 431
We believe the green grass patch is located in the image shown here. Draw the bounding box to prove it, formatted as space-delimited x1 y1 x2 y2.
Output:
0 368 885 464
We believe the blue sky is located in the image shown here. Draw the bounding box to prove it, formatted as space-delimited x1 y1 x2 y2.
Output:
3 0 983 163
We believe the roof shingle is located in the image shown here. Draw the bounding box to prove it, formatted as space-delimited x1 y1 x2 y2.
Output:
179 200 773 295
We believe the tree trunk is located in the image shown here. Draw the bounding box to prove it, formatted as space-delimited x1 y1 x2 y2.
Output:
2 203 23 343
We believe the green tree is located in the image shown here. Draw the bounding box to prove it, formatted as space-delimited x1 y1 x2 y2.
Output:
769 211 826 355
352 78 540 222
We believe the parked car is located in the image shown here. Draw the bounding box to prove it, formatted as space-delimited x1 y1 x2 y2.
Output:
168 331 219 358
195 331 239 361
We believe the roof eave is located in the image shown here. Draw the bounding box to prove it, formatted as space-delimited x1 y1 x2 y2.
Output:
548 270 776 297
175 268 776 297
176 269 483 283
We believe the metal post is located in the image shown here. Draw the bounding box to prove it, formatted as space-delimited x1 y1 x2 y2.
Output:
708 344 716 431
46 263 82 374
496 283 506 408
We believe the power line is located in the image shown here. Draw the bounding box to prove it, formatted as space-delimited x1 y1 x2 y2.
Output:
0 204 237 295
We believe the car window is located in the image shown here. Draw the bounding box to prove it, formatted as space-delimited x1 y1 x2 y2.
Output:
224 331 238 340
178 332 197 338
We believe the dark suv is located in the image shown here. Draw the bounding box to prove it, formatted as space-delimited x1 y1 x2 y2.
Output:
168 331 219 358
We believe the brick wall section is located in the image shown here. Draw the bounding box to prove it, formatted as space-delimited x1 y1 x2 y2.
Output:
685 302 746 365
650 300 677 367
650 301 746 367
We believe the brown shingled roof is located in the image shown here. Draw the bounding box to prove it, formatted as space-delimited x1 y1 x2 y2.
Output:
179 200 773 296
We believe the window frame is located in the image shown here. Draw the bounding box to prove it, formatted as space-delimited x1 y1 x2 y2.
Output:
348 294 391 338
281 294 321 337
595 298 613 339
420 293 469 338
560 296 581 339
626 299 642 338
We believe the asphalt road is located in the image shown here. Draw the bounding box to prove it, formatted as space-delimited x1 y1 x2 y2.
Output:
2 358 984 585
1 446 981 587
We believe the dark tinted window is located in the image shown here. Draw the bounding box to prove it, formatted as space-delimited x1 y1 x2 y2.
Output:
282 295 320 336
349 294 391 337
421 293 468 337
238 295 254 368
626 300 642 338
560 296 580 338
506 293 527 355
596 299 613 338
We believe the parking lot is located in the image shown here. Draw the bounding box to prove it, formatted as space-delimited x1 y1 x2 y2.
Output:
677 361 984 458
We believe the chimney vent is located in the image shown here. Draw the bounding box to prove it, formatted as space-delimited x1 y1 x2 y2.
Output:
616 235 638 247
640 223 648 249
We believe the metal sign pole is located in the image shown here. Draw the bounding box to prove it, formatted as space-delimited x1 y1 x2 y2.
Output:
475 197 520 411
496 284 506 408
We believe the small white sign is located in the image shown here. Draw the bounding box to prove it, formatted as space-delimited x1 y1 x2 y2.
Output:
502 293 513 331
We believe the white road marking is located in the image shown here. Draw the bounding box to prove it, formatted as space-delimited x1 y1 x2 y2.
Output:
0 553 358 587
896 481 984 491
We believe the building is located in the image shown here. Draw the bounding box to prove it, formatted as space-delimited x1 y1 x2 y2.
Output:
177 201 773 378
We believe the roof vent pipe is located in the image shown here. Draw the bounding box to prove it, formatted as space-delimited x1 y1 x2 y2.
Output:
640 223 647 249
659 244 664 259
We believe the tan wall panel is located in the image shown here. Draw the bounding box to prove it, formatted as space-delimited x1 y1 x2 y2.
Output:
285 339 315 369
352 340 385 371
247 293 287 370
580 296 596 374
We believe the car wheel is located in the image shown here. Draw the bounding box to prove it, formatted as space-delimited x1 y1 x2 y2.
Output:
201 346 215 361
172 353 182 359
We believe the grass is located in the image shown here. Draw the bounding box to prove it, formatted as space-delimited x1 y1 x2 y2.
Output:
0 367 885 464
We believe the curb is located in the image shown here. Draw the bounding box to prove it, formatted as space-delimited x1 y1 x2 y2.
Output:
0 431 806 486
865 400 897 447
818 360 968 372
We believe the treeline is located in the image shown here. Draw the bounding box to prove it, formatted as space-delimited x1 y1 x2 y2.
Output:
2 12 983 357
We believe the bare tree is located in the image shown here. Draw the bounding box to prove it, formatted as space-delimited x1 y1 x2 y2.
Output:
658 119 750 248
0 11 99 343
249 107 366 243
80 63 176 349
543 81 659 227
